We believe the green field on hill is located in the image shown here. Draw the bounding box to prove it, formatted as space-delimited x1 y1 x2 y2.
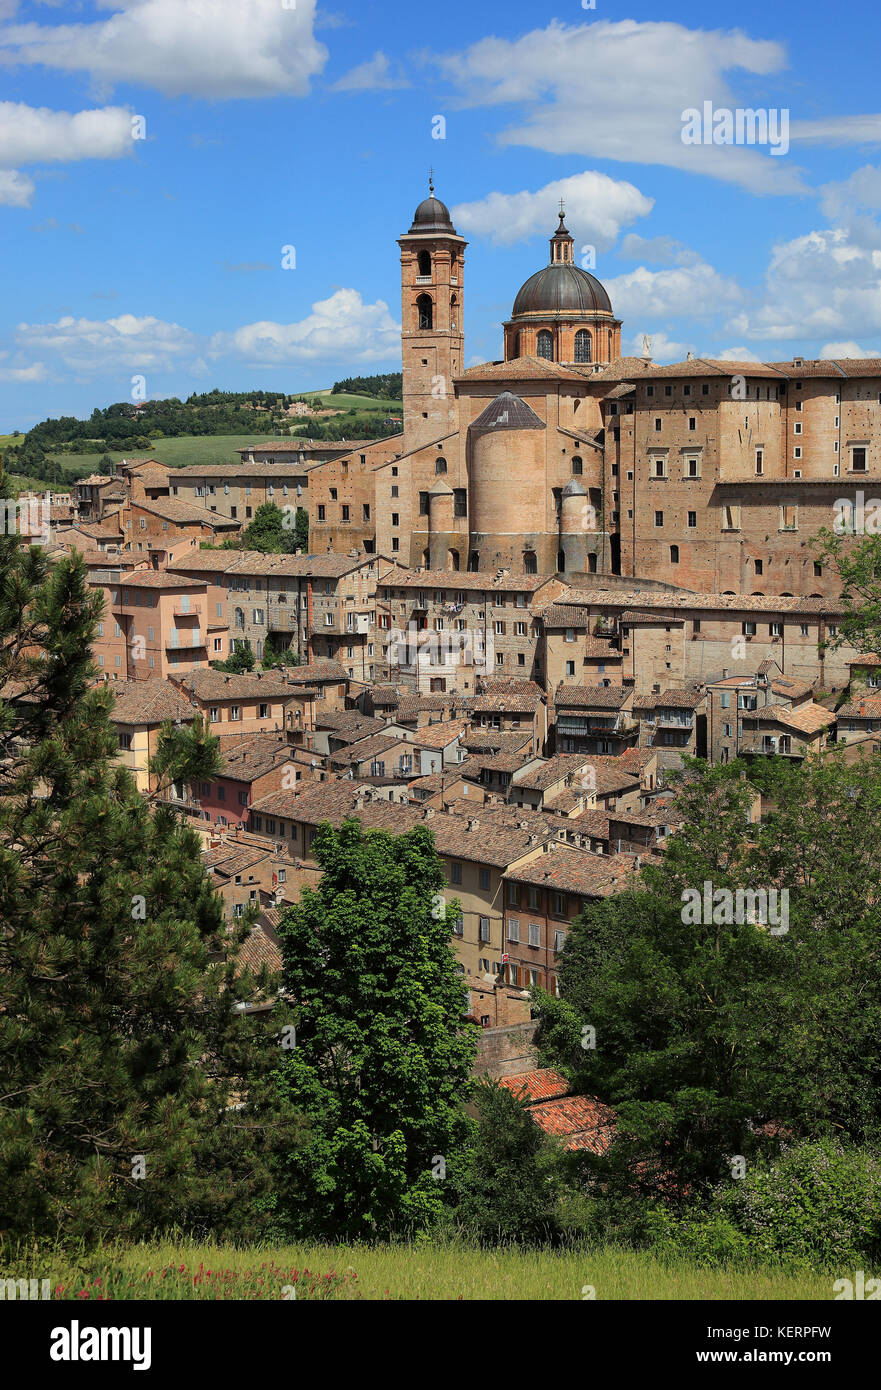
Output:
8 1238 833 1301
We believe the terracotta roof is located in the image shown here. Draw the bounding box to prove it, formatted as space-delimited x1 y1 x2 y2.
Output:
329 732 408 766
835 696 881 719
461 729 533 755
458 355 589 383
512 754 594 791
652 688 706 710
471 690 544 714
412 718 470 749
175 670 309 700
529 1095 615 1153
234 925 283 976
498 1069 570 1103
506 844 639 897
134 499 241 527
107 677 196 725
746 701 833 735
847 654 881 667
217 734 294 781
568 809 610 839
118 570 204 590
555 684 631 709
555 590 842 616
384 569 554 593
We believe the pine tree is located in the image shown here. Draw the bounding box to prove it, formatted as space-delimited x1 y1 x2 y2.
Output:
0 487 300 1243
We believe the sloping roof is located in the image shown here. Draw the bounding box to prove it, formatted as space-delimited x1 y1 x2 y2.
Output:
498 1069 570 1103
470 391 546 432
512 754 593 791
217 734 294 781
836 696 881 719
385 569 553 593
747 701 833 735
555 684 630 710
505 845 639 897
471 690 544 714
175 670 308 701
458 355 589 383
107 677 196 725
412 718 470 749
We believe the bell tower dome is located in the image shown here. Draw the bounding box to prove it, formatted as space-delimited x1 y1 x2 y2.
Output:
398 177 467 453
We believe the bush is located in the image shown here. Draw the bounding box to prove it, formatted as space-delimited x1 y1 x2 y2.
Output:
643 1140 881 1270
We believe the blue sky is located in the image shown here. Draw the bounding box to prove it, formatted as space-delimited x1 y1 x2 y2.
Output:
3 0 881 431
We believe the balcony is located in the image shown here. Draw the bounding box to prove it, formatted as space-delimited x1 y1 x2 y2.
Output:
268 603 302 629
172 604 201 617
739 736 801 758
166 630 205 650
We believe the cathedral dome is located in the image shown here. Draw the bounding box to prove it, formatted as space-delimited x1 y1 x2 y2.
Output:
512 263 613 318
408 192 456 234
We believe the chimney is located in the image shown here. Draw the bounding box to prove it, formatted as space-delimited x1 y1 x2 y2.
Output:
468 818 480 831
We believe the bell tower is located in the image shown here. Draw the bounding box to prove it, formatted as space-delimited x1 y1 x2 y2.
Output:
398 177 466 453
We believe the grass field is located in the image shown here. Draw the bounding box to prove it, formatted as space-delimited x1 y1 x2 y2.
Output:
3 1239 833 1301
37 419 403 478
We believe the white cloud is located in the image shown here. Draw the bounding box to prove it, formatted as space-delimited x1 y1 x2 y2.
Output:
728 227 881 341
819 340 881 359
210 289 401 365
452 170 652 249
713 345 762 362
331 50 408 92
434 19 807 195
605 261 742 322
791 116 881 147
0 361 46 382
0 0 328 99
819 165 881 221
0 101 134 166
12 291 402 380
618 233 702 267
0 101 134 208
623 329 694 364
0 167 34 206
14 313 198 373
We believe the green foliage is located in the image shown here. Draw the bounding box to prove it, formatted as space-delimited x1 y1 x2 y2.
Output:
536 754 881 1201
331 373 402 399
262 634 300 669
813 527 881 656
0 504 300 1243
211 641 255 674
646 1141 881 1270
274 819 477 1240
447 1080 570 1245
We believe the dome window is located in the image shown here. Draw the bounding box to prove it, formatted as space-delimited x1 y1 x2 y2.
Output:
537 330 554 361
574 330 592 364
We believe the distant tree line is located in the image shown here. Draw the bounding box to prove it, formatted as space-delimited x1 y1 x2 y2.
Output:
331 373 402 399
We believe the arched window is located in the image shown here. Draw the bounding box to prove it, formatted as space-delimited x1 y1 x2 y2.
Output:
574 330 592 363
572 456 583 475
608 330 614 360
256 639 264 660
524 550 538 574
417 250 431 278
435 457 447 474
450 295 458 332
670 545 679 564
536 330 554 361
422 550 430 569
512 332 520 358
557 550 566 572
416 294 433 330
234 607 245 629
468 551 480 572
448 549 460 571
